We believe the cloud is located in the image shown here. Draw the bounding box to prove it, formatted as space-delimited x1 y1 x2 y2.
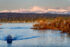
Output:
0 6 70 14
29 6 47 13
47 9 67 12
47 9 68 14
0 10 9 13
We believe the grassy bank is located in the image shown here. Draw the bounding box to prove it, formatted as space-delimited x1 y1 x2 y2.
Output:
32 17 70 34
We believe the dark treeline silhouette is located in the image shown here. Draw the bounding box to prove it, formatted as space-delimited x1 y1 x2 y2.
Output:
0 13 70 23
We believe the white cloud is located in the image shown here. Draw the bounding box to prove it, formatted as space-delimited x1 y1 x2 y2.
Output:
0 6 70 14
0 10 9 13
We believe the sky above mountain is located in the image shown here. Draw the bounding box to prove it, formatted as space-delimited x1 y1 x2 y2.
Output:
0 0 70 13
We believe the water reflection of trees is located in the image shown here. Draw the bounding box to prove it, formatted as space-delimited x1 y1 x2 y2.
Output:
7 44 12 47
33 29 70 44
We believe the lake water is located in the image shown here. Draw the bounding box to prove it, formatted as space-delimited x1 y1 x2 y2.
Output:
0 23 70 47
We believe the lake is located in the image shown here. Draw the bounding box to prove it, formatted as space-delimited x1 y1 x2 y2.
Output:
0 23 70 47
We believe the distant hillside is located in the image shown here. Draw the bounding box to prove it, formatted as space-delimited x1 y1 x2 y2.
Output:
0 13 70 22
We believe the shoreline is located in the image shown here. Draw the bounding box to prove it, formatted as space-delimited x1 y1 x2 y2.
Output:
32 17 70 34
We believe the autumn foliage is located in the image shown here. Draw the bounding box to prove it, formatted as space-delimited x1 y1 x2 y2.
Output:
33 17 70 34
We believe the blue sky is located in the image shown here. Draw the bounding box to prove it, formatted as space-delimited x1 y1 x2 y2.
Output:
0 0 70 10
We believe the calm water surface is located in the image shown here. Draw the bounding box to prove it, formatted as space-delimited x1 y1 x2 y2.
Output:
0 23 70 47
